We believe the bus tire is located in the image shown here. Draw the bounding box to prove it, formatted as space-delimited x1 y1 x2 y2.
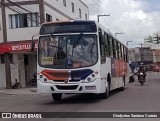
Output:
119 77 125 91
52 93 62 101
99 87 109 99
99 81 110 99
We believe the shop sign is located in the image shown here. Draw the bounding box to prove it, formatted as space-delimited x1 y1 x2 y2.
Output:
0 41 38 53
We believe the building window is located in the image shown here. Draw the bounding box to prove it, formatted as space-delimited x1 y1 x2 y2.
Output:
46 13 52 22
79 9 81 18
0 54 13 63
9 13 39 29
63 0 66 7
71 3 74 13
85 14 87 20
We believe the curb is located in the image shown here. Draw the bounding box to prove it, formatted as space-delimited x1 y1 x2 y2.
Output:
0 88 38 95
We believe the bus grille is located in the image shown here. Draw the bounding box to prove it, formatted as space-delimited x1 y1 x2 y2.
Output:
56 85 78 90
53 80 81 82
53 80 64 82
69 80 80 82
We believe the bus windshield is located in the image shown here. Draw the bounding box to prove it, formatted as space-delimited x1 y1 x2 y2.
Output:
38 34 98 69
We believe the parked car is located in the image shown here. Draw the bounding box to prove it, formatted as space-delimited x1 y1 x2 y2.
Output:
129 68 135 83
153 67 160 72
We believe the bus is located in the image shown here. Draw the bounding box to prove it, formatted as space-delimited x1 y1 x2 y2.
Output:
37 20 129 101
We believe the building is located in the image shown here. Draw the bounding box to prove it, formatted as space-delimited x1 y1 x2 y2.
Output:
144 31 160 46
144 31 160 69
0 0 89 88
129 47 153 71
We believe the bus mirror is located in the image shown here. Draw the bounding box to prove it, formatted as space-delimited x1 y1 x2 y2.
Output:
31 41 35 51
31 33 39 51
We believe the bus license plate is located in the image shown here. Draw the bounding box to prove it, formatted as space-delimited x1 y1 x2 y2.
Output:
85 86 96 90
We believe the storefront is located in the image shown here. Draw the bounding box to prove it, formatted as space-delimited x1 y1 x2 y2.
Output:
0 40 37 88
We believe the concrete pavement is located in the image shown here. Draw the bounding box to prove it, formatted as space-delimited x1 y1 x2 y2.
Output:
0 87 37 95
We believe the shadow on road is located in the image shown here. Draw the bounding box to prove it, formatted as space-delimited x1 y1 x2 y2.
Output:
43 88 125 105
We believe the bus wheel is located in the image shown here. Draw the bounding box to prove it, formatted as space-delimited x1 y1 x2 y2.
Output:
52 93 62 101
119 78 125 91
99 82 110 99
99 87 109 99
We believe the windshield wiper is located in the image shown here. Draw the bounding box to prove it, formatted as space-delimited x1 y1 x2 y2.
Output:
73 33 83 48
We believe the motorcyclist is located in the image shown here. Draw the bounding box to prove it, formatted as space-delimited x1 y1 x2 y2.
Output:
137 63 146 81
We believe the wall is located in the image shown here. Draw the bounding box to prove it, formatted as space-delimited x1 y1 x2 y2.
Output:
0 9 3 43
0 64 6 88
17 54 26 87
3 0 89 42
5 5 40 42
10 63 19 85
27 54 37 83
44 0 89 20
0 63 19 88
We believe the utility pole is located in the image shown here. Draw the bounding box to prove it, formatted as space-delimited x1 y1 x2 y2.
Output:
97 14 110 22
156 34 159 44
126 41 133 46
1 0 12 89
140 43 144 63
39 0 45 24
115 32 123 36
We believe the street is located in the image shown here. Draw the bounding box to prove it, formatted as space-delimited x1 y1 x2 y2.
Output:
0 73 160 121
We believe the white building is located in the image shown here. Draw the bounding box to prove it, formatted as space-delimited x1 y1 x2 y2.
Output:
144 31 160 46
0 0 89 88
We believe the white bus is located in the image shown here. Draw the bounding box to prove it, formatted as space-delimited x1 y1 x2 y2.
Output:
37 20 129 101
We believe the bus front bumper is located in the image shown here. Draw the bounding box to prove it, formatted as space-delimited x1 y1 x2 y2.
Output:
37 79 102 94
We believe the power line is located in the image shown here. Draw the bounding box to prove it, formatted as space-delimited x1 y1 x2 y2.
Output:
87 0 131 41
92 0 122 32
0 1 41 24
85 0 119 32
7 0 31 13
85 0 119 34
97 0 131 40
6 0 48 23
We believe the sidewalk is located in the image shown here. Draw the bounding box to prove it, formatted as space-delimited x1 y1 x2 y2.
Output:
0 87 38 95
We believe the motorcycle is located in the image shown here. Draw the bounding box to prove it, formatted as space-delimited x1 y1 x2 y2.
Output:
138 72 146 86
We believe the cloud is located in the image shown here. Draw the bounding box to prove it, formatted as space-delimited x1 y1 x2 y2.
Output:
82 0 160 47
116 10 156 38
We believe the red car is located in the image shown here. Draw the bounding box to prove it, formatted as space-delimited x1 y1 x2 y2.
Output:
153 67 160 72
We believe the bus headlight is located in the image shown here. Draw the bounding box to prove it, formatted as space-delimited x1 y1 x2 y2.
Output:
87 77 91 82
44 78 48 82
91 74 95 78
39 75 43 78
39 76 51 83
83 77 96 83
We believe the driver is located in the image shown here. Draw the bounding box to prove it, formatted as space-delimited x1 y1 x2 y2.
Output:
137 63 146 81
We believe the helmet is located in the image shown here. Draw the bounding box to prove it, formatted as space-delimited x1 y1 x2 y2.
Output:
140 62 143 66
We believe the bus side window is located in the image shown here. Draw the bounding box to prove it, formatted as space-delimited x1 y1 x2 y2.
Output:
112 38 116 59
126 47 128 62
114 39 117 59
104 33 111 57
99 29 106 63
116 41 119 59
123 46 126 61
110 36 113 58
120 44 123 60
121 45 124 61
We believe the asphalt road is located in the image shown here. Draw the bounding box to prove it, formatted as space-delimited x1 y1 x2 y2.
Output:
0 73 160 121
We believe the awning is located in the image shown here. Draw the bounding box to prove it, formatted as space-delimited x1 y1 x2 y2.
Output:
0 40 38 54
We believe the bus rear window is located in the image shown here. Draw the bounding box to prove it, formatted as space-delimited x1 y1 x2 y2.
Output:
40 21 97 34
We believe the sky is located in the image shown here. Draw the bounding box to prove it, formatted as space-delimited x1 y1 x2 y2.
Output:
81 0 160 48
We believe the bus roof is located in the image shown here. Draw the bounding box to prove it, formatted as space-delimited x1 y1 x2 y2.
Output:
41 20 95 25
40 20 127 48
